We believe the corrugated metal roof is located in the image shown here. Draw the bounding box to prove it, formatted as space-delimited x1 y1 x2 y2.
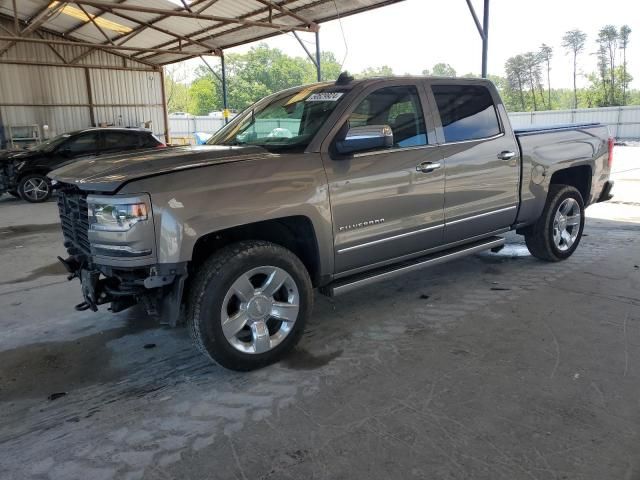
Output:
0 0 407 66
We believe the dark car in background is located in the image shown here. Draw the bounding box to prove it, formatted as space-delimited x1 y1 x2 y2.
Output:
0 127 165 203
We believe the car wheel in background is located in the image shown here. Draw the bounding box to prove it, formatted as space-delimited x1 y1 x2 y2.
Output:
18 174 52 203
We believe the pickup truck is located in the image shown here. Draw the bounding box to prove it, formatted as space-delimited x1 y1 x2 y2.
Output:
50 74 614 371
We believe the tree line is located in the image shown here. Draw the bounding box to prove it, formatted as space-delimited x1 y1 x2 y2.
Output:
165 34 638 116
504 25 634 112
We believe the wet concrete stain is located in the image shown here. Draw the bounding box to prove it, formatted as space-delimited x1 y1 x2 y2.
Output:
0 318 157 402
0 261 68 285
0 223 60 238
282 348 343 370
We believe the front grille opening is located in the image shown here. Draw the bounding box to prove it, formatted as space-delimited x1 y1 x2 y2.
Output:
57 185 90 256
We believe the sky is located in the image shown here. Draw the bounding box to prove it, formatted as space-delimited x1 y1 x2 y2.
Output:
186 0 638 90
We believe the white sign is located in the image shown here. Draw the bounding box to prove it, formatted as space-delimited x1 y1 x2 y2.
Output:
306 92 344 102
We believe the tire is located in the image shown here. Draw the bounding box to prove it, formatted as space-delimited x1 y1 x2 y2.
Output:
18 174 52 203
187 240 313 371
524 184 585 262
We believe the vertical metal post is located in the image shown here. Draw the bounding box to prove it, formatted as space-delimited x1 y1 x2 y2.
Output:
481 0 490 78
221 52 229 124
159 68 170 143
315 30 321 82
84 68 96 127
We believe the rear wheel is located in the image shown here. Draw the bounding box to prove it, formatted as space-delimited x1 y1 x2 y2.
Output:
524 185 585 261
187 240 312 371
18 174 51 203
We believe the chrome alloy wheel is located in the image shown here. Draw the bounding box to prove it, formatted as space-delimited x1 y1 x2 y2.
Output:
22 177 50 202
221 266 300 354
552 197 581 251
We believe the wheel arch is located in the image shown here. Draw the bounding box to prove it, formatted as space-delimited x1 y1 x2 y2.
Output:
549 164 592 205
190 216 323 287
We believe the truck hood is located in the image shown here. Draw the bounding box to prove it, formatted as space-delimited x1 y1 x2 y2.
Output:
49 145 275 192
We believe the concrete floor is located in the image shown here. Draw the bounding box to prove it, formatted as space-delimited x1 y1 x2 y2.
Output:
1 147 639 480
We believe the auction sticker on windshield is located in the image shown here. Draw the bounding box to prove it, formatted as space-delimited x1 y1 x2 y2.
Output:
306 92 344 102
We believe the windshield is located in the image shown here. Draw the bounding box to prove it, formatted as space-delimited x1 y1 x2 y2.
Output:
208 85 349 151
29 133 70 153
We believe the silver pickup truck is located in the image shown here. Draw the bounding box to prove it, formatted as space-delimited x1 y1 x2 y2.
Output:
50 74 614 371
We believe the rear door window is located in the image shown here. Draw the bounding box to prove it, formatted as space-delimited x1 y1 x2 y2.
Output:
431 84 501 143
102 131 142 152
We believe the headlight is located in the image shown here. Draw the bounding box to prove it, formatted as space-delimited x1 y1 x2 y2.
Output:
88 202 148 232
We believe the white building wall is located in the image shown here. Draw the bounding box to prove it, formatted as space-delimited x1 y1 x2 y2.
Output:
509 106 640 140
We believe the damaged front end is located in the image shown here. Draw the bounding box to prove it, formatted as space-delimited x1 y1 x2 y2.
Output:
56 184 187 326
0 159 17 195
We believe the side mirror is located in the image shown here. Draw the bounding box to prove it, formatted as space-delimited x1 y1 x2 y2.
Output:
335 125 394 155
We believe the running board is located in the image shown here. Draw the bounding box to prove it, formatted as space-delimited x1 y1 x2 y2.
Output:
322 236 505 297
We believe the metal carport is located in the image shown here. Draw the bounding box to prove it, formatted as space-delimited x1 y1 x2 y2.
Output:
0 0 490 146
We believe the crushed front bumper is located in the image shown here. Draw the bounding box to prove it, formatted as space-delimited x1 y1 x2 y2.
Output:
59 255 188 327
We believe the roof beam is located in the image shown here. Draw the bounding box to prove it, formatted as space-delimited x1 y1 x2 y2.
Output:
35 29 68 63
253 0 317 29
63 0 127 36
72 1 318 32
134 0 303 60
94 7 220 55
11 0 18 34
75 3 115 46
0 34 215 57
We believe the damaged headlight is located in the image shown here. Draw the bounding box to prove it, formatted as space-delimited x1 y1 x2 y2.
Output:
88 201 148 232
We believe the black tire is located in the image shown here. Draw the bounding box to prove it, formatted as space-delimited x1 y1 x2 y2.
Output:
18 174 52 203
187 240 313 371
524 184 585 261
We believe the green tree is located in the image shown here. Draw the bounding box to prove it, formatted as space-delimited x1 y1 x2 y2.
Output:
430 63 457 77
539 44 553 108
505 55 527 111
187 72 220 115
597 25 619 104
164 65 190 113
356 65 394 78
620 25 632 104
562 29 587 108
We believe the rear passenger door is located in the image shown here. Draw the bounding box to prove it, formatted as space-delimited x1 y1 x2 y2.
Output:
428 82 520 243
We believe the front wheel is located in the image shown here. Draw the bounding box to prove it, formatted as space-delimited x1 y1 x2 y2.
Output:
524 185 585 261
18 174 52 203
187 240 313 371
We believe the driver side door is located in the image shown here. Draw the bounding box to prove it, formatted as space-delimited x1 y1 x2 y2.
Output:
322 82 445 275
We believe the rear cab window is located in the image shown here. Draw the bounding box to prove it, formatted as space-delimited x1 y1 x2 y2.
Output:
431 84 501 143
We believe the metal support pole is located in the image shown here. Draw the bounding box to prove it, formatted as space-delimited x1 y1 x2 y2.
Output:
481 0 490 78
221 52 229 124
315 30 321 82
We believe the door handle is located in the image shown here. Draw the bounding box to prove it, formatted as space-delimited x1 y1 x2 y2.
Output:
497 150 516 160
416 161 441 173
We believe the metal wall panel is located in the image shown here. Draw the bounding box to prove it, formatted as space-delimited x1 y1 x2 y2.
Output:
0 64 88 104
0 16 166 148
93 106 166 138
0 106 91 137
90 70 163 106
509 106 640 139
